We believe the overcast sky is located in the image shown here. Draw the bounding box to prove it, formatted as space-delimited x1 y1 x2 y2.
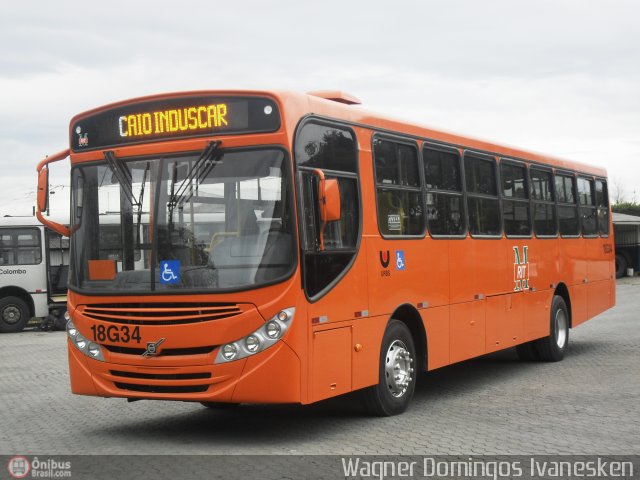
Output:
1 0 639 220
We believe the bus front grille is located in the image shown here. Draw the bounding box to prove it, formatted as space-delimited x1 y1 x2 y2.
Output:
80 302 243 325
110 370 212 380
103 345 217 356
114 382 209 394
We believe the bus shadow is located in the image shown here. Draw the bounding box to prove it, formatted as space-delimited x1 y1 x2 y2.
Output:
96 342 606 446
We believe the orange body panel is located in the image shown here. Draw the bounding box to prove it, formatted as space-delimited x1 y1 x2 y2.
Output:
48 89 614 406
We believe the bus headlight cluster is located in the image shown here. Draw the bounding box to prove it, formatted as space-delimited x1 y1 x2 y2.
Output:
214 308 294 364
66 319 105 362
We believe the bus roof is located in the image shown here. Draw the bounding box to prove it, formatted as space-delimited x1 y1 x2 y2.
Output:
68 89 607 178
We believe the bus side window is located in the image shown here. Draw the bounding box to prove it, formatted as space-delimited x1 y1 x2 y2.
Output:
555 173 580 236
464 153 501 236
501 161 531 237
423 145 465 236
530 167 557 236
596 179 610 236
373 138 424 237
578 177 597 236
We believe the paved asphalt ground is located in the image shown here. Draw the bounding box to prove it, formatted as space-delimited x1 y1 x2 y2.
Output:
0 282 638 456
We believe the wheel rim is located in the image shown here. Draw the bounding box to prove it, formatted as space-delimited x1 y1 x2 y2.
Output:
555 309 568 349
384 340 414 398
2 305 22 325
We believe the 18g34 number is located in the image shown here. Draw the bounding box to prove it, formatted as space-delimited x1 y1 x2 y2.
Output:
90 325 141 344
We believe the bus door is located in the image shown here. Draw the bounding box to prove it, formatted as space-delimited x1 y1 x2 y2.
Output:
45 230 70 305
295 122 367 401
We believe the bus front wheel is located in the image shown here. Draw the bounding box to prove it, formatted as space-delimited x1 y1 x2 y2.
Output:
0 296 30 333
534 295 569 362
362 319 417 416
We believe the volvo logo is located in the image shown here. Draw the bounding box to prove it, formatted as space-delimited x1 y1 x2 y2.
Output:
142 338 165 357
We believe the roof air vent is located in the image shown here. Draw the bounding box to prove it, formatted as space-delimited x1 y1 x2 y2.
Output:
307 90 362 105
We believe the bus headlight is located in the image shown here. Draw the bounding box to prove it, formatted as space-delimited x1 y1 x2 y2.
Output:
66 319 105 362
214 308 294 364
245 335 260 352
265 320 281 339
222 344 238 361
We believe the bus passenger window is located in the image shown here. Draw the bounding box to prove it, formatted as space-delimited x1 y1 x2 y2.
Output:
578 177 597 236
555 173 580 236
530 168 557 236
424 146 465 236
596 179 610 236
501 162 531 237
0 229 42 266
464 153 501 236
373 138 424 236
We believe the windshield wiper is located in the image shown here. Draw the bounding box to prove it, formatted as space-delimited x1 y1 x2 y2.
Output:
135 162 150 247
104 151 136 206
104 151 147 244
167 140 223 215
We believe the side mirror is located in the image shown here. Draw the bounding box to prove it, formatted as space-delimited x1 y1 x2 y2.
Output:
37 167 49 213
319 178 341 223
312 170 341 251
35 149 71 237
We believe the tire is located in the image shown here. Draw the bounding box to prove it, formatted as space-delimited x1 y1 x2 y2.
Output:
515 341 539 361
362 319 417 416
200 402 240 409
533 295 569 362
615 253 627 279
0 296 30 333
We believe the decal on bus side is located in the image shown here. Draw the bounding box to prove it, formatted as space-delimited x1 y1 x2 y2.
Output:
0 268 27 275
513 246 530 291
379 250 391 277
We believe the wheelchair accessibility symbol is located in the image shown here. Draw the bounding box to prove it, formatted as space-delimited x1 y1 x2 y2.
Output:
395 250 405 271
160 260 180 284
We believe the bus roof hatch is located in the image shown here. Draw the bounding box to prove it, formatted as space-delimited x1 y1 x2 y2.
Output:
307 90 362 105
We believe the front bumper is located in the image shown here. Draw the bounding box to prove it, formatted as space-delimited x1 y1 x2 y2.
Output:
68 337 301 404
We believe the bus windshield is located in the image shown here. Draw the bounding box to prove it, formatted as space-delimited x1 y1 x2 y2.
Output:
70 147 296 293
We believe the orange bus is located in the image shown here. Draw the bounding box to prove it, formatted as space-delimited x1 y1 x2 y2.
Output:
36 90 615 416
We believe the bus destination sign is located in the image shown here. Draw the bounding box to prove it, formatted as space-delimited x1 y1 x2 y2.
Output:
70 96 280 152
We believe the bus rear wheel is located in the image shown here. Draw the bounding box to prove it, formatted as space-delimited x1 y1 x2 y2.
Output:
0 296 30 333
362 319 417 416
533 295 569 362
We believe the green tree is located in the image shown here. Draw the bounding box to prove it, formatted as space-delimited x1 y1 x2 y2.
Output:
612 202 640 217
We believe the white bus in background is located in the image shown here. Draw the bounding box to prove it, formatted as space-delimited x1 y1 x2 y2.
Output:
0 216 69 333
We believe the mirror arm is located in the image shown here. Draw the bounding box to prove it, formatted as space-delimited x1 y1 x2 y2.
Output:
310 168 327 251
36 149 71 237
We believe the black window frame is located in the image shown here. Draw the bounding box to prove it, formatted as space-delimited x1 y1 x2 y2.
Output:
530 165 558 238
372 134 425 239
422 142 467 239
555 170 581 238
293 117 362 302
463 150 502 238
500 158 533 238
577 175 598 238
595 178 610 237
